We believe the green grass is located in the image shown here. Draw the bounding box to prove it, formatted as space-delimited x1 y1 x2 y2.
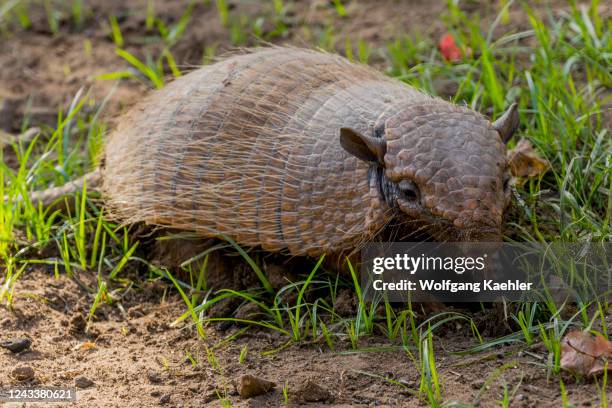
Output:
419 326 442 405
388 1 610 245
0 0 610 406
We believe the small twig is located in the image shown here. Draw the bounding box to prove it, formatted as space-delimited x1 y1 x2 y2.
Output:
523 350 545 360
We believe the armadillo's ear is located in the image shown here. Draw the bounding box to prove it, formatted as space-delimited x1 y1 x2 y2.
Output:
339 127 387 164
492 103 520 144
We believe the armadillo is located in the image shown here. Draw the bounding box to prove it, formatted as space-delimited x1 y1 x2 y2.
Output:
38 47 519 257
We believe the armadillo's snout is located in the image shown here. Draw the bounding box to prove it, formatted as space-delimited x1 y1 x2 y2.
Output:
450 189 505 240
453 219 504 242
381 104 514 242
339 102 519 244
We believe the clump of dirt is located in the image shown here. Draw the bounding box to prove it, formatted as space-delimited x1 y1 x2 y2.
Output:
292 378 333 403
236 374 275 398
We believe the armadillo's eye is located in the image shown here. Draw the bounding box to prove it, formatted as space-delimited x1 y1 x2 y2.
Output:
398 180 419 202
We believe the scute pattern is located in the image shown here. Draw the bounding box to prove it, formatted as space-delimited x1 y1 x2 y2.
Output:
102 47 506 255
384 104 506 233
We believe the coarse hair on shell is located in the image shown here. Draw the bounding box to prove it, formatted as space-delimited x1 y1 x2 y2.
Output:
95 47 516 256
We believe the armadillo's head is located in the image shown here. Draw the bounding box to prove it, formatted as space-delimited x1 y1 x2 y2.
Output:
340 103 519 242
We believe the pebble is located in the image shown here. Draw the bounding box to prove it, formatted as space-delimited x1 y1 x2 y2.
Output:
75 376 94 388
147 370 162 384
237 374 275 398
0 337 32 353
12 366 35 381
159 394 171 404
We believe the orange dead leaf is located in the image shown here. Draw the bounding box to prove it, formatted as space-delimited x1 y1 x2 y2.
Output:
560 331 612 376
78 341 97 351
507 138 549 178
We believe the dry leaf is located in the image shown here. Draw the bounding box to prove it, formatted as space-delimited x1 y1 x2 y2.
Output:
507 138 549 178
76 341 97 351
560 331 612 376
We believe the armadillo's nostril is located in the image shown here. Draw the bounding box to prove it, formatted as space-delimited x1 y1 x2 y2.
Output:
452 221 502 242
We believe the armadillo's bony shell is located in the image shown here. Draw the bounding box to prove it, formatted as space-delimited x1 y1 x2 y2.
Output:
103 47 436 256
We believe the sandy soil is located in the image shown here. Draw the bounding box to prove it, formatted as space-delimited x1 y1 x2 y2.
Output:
1 270 607 407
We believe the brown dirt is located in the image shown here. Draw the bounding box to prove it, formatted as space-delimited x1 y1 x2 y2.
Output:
1 0 609 407
0 0 589 131
1 270 607 407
